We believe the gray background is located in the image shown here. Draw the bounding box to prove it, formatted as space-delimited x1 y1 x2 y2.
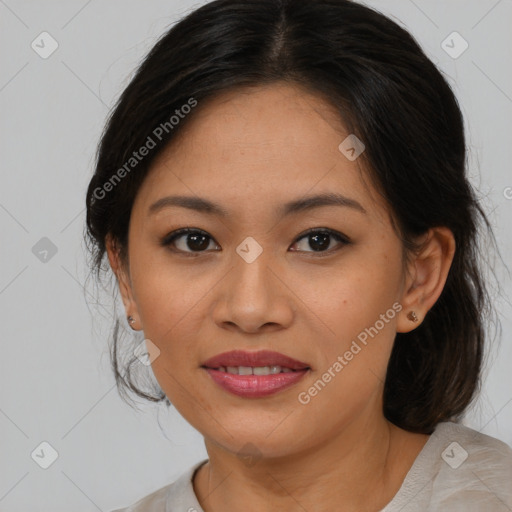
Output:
1 0 511 510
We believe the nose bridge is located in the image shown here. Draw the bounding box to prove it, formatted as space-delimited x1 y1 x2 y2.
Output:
230 242 273 309
214 239 293 332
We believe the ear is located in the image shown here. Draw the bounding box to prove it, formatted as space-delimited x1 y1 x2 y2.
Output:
396 227 456 333
105 234 141 330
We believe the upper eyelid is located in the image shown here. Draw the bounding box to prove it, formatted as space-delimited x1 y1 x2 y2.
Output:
163 227 350 251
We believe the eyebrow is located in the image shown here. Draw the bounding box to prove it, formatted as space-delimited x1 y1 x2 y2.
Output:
148 192 367 217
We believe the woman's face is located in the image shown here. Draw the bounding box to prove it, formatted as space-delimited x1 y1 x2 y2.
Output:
113 83 421 458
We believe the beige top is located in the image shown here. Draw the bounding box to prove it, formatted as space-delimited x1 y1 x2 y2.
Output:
111 421 512 511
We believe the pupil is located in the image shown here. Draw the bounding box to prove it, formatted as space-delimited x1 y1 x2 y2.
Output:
183 232 332 252
188 233 209 251
309 233 329 251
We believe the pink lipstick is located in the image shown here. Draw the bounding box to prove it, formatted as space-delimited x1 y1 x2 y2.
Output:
201 350 310 398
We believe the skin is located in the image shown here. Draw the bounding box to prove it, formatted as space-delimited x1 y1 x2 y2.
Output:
107 82 456 512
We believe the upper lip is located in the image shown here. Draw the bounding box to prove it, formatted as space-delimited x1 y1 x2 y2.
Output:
202 350 310 370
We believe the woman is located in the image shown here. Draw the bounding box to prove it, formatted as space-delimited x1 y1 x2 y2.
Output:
85 0 512 510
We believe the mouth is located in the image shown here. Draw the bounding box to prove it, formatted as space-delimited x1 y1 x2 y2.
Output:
201 350 311 398
201 349 310 371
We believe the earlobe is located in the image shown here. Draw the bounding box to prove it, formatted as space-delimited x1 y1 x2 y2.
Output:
396 227 456 333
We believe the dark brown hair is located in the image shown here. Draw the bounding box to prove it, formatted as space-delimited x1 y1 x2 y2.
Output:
85 0 500 433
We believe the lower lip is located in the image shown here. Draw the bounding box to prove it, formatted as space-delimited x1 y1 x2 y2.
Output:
203 368 309 398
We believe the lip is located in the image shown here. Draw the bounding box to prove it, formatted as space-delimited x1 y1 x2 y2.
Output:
204 368 310 398
201 350 310 370
201 350 311 398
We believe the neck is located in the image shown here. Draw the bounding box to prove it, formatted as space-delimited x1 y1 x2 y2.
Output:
193 410 429 512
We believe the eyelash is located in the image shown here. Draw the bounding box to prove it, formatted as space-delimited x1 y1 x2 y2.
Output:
160 227 351 257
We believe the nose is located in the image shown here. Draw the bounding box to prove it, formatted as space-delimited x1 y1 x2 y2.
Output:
211 248 294 334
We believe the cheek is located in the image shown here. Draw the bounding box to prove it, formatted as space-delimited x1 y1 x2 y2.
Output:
293 250 402 387
296 250 401 336
129 243 213 332
293 276 399 423
130 265 212 409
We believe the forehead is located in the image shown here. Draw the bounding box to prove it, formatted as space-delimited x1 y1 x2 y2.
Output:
134 82 388 224
169 82 347 166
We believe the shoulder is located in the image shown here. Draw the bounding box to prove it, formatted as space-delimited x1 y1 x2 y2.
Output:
432 421 512 470
109 482 171 512
109 459 208 512
428 422 512 509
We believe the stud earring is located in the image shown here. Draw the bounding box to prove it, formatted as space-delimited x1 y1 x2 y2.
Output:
127 315 136 328
407 311 419 323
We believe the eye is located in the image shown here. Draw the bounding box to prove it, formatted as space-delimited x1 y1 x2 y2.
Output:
161 227 350 256
289 228 350 253
161 228 220 255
